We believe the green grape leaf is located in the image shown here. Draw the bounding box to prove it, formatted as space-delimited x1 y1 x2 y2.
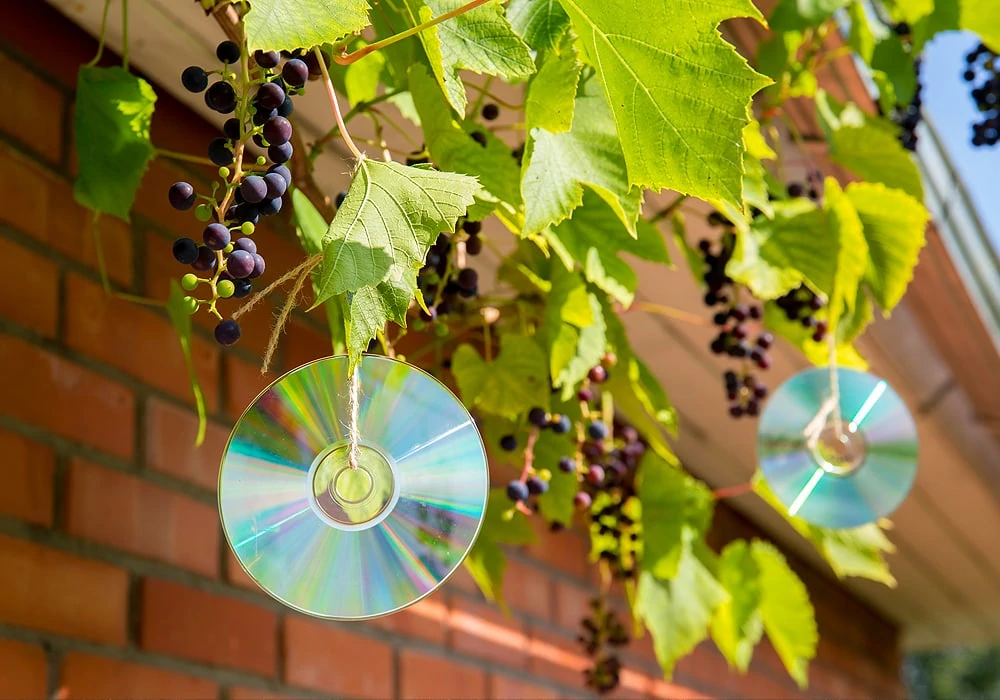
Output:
507 0 571 50
961 0 1000 54
547 190 669 306
315 158 480 301
769 0 850 30
344 40 387 106
637 453 714 580
634 530 729 678
847 0 876 62
74 66 156 222
739 121 776 221
727 225 805 300
753 477 896 585
343 272 414 356
452 335 550 418
525 48 581 135
407 0 535 115
815 90 923 200
546 268 607 399
882 0 933 24
523 72 642 235
291 189 348 354
166 281 207 446
464 487 536 608
534 428 580 525
846 181 930 313
752 540 817 688
871 35 917 105
409 65 522 221
558 0 770 209
244 0 370 51
711 541 764 673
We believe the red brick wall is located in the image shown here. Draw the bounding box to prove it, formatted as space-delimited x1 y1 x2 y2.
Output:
0 3 905 698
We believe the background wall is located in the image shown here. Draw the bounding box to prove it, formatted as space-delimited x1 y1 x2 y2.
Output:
0 4 905 698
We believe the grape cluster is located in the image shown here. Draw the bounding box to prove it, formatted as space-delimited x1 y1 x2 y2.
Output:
963 42 1000 147
785 171 822 202
890 58 923 152
169 41 306 345
580 597 628 694
775 285 827 341
413 219 483 334
698 228 773 419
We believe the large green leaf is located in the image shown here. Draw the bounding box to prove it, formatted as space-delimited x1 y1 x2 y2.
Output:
711 541 764 673
464 487 536 608
408 0 535 115
846 1 876 63
245 0 370 51
871 35 917 106
545 267 607 399
451 335 550 418
815 90 923 201
534 426 581 525
507 0 571 50
547 191 669 306
523 73 641 235
634 530 729 678
166 281 206 446
525 48 581 135
752 541 817 688
637 454 714 580
74 66 156 222
769 0 850 30
754 477 897 586
961 0 1000 54
344 40 387 106
558 0 770 209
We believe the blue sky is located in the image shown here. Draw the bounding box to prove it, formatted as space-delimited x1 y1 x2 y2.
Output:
921 31 1000 249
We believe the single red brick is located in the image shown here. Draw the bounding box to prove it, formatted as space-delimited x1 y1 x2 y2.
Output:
0 430 54 526
283 321 332 372
283 617 393 699
145 397 229 491
65 274 220 409
225 356 275 419
0 237 58 337
400 650 487 700
65 459 219 577
0 535 128 644
0 53 64 163
0 146 132 285
60 654 217 700
552 579 594 631
367 595 450 645
526 626 589 689
450 597 528 669
502 558 553 621
139 578 277 675
489 674 561 699
0 639 48 700
0 335 134 458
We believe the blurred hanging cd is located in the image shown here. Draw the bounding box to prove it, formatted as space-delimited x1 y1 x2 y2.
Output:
758 367 917 529
219 355 489 620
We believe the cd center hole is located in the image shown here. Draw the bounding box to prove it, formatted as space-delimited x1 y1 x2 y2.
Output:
811 424 866 476
332 466 374 504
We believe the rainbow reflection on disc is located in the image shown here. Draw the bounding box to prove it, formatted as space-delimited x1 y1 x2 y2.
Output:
758 367 918 529
219 355 489 619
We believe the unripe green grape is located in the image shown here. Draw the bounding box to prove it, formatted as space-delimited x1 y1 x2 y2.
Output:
181 273 199 291
217 279 236 298
501 508 515 522
241 221 255 235
194 203 212 222
182 296 199 314
434 322 449 338
412 318 426 332
218 166 230 179
256 155 266 166
223 243 234 253
537 469 552 481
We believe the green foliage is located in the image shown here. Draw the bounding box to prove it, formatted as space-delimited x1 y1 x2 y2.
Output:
524 47 580 135
166 281 206 446
545 266 607 399
244 0 370 51
711 541 764 672
769 0 850 30
74 66 156 221
452 335 550 418
507 0 571 50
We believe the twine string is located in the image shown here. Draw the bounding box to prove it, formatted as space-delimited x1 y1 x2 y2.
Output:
348 364 361 470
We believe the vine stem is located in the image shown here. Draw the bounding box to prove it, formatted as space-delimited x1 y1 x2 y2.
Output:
308 88 405 160
519 427 539 481
316 47 363 161
333 0 493 65
630 301 712 327
86 0 113 67
711 482 754 500
121 0 129 70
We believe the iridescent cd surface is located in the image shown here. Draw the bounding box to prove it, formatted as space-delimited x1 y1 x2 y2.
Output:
758 367 918 529
219 355 489 619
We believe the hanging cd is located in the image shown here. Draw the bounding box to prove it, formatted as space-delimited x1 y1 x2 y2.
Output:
219 355 489 620
758 367 918 529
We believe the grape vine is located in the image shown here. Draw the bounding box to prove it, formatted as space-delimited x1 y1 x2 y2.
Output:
69 0 996 691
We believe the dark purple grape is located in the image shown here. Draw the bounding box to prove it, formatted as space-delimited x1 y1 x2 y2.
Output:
252 134 267 148
263 172 288 199
208 138 234 166
470 131 488 147
181 66 208 93
257 197 282 216
168 182 196 210
191 246 217 272
587 465 605 486
267 164 292 189
551 414 571 434
232 278 253 299
263 116 292 145
276 94 294 118
240 175 268 204
216 40 241 64
499 434 517 451
588 421 608 440
203 223 231 250
234 237 257 254
787 182 805 198
254 50 280 68
729 404 744 418
257 81 286 110
465 236 482 255
223 118 241 140
506 480 529 502
335 190 348 208
214 319 242 346
577 387 593 402
528 407 548 427
526 476 548 495
172 238 199 264
559 456 576 473
588 366 607 383
252 106 277 126
756 332 773 349
574 492 592 510
227 249 255 278
234 203 259 224
268 141 293 163
205 81 237 113
462 220 482 235
481 103 499 121
282 58 309 86
457 268 478 290
249 253 266 279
